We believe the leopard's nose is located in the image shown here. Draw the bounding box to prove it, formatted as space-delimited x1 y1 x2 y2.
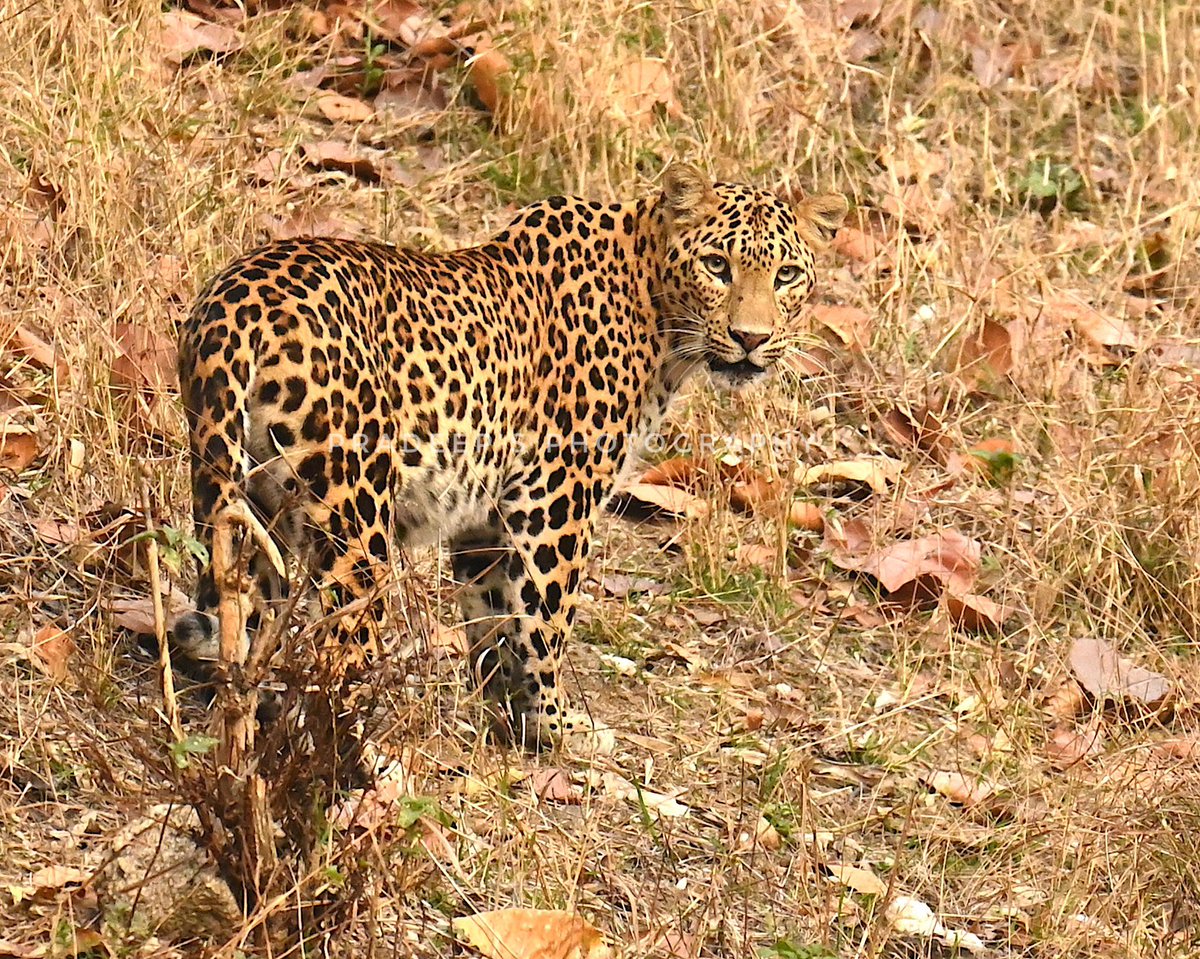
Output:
731 330 770 354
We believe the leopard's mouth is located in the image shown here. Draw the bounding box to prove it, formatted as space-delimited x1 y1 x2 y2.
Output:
706 356 770 387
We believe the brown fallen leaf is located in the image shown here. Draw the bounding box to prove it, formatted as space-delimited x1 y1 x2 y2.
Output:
810 304 871 351
529 768 582 805
1053 218 1108 253
922 769 995 808
152 254 188 303
289 4 332 39
250 149 288 184
33 516 84 547
733 815 781 851
0 426 40 473
157 10 241 65
452 908 612 959
878 143 947 184
470 47 513 115
798 457 900 495
55 927 109 957
657 639 709 671
622 483 709 519
1046 723 1104 768
1152 737 1200 761
639 457 701 489
1145 338 1200 371
0 938 40 958
259 208 363 240
833 226 887 263
106 591 191 635
1068 637 1172 712
407 34 458 62
942 590 1011 633
0 376 34 417
1051 294 1141 359
735 543 778 569
728 468 780 513
824 516 873 555
607 57 682 128
825 862 886 896
311 90 374 124
955 318 1015 390
330 785 392 832
416 818 463 870
878 181 953 235
38 504 152 576
880 405 949 464
836 0 883 27
782 344 835 377
1044 678 1088 722
844 29 884 61
598 573 665 598
30 864 88 890
946 437 1017 482
175 0 244 25
844 604 890 628
1077 310 1141 353
112 323 177 398
330 759 422 832
27 625 74 682
425 621 468 658
375 75 450 121
1124 237 1173 296
641 925 702 959
300 140 405 184
600 772 689 817
971 43 1021 88
787 500 824 532
25 171 63 218
9 324 69 379
831 529 981 603
690 607 725 627
347 0 423 43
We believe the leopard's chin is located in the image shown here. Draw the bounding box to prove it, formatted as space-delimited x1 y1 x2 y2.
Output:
706 356 771 390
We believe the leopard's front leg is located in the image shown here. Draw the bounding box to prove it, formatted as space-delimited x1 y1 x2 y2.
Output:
450 465 603 748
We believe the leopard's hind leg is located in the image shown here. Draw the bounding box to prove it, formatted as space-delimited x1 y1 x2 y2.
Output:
172 329 285 678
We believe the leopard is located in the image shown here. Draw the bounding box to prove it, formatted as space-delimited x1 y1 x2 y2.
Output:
172 162 847 748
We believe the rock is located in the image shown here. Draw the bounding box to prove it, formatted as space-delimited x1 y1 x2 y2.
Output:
93 804 242 943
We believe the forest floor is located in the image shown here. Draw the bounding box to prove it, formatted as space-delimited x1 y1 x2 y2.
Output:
1 0 1199 956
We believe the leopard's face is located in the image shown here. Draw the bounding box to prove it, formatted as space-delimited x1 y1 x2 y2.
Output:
658 166 848 389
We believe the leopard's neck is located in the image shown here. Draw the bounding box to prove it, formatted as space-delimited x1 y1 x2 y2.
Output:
634 196 700 399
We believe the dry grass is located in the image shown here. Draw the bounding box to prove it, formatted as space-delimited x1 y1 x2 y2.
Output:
1 0 1199 955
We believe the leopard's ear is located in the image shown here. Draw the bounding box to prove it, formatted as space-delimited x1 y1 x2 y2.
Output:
661 162 717 227
791 192 849 248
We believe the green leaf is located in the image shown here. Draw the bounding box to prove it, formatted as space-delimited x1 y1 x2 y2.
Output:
761 941 837 959
1017 159 1083 206
969 448 1022 485
395 796 442 829
169 733 218 769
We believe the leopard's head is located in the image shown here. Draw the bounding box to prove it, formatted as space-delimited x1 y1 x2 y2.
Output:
656 162 847 389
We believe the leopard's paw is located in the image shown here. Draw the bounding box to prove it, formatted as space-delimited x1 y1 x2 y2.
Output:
562 710 615 756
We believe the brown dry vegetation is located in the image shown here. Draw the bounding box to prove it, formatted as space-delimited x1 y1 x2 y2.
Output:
2 0 1200 956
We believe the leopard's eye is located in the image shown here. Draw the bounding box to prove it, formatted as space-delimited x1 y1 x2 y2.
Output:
701 253 730 279
775 264 802 287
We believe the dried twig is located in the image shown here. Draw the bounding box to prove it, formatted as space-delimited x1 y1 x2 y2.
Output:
139 473 180 740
